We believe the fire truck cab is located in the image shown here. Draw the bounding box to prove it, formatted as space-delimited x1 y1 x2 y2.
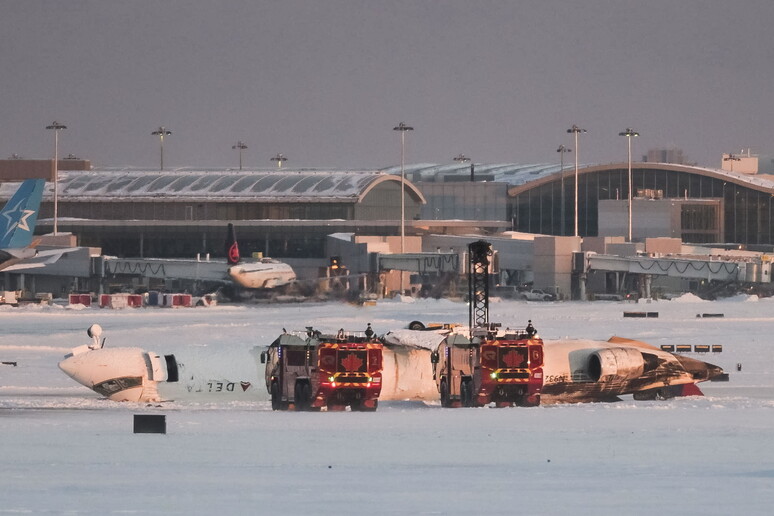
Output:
261 329 383 411
431 324 543 407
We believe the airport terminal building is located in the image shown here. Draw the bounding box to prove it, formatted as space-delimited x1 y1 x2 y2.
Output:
3 159 774 258
0 167 427 259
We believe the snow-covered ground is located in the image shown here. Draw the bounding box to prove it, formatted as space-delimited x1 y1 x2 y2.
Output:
2 296 774 514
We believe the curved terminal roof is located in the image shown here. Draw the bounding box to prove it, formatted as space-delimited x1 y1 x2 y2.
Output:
383 162 774 195
3 163 772 201
382 163 567 186
504 162 774 196
5 168 426 204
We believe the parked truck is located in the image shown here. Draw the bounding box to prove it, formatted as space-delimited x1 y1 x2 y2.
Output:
261 329 383 411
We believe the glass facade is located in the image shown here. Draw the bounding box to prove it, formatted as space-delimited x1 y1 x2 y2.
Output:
510 166 774 246
419 182 508 220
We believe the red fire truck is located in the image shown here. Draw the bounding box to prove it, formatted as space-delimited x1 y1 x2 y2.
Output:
432 325 543 407
430 240 544 407
261 329 383 411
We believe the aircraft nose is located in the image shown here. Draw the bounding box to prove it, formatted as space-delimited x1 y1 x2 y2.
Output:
58 355 90 386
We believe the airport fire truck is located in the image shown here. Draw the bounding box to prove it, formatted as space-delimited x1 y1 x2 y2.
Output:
430 240 544 407
261 329 383 411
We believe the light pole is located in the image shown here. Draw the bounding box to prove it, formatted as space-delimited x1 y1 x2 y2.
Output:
393 122 413 255
619 128 640 241
724 153 741 172
46 121 67 235
567 125 586 236
557 145 572 236
271 153 287 168
151 127 172 170
453 153 475 182
232 141 247 170
393 122 413 296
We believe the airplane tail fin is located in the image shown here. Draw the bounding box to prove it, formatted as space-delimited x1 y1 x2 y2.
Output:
0 179 45 249
225 223 240 265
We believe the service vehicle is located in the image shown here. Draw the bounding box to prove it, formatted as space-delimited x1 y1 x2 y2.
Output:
430 240 544 407
519 288 556 301
261 328 383 411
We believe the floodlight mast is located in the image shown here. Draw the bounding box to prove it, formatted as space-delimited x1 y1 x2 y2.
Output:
453 153 475 182
271 153 287 168
618 127 640 241
232 141 248 170
393 122 413 295
46 121 67 235
151 127 172 171
567 125 586 237
557 145 572 236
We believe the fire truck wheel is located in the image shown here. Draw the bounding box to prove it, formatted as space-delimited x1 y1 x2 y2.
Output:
461 378 474 407
352 399 378 412
295 381 311 410
440 379 451 407
523 394 541 407
270 382 281 411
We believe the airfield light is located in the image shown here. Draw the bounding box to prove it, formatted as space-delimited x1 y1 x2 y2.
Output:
46 121 67 235
567 124 586 236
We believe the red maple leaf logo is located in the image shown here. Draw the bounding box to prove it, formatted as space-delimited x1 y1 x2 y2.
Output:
340 353 364 372
502 349 526 368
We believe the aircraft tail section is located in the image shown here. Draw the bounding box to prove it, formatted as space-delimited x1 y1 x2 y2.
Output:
225 223 240 265
0 179 45 249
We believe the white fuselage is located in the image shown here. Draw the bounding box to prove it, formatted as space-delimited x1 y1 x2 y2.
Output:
58 343 438 403
228 259 296 289
58 331 721 404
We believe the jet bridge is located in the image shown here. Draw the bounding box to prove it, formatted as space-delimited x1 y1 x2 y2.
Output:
377 252 459 274
584 254 745 282
578 253 760 300
100 257 229 282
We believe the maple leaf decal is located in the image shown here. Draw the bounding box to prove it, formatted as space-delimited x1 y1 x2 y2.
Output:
340 353 364 372
502 349 526 368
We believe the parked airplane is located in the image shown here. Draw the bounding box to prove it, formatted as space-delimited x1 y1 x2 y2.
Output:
224 223 296 290
58 323 721 404
0 179 45 272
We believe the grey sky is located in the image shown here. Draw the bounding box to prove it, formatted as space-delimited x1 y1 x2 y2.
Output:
2 1 772 170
